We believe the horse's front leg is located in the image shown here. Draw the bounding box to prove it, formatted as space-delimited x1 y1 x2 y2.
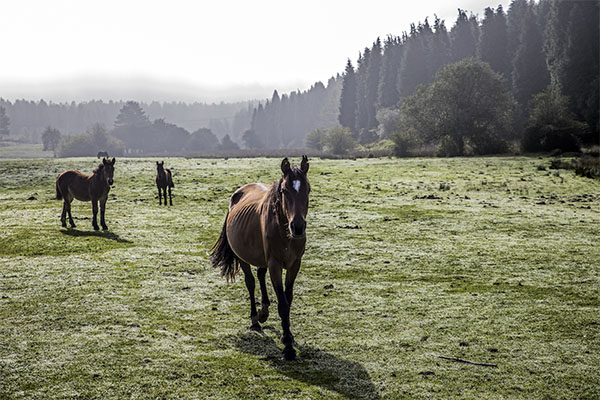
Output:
241 262 261 331
163 186 168 206
67 197 76 228
257 267 270 323
99 197 108 230
61 200 68 228
168 185 172 206
269 264 295 361
284 261 301 308
91 199 99 231
158 186 162 205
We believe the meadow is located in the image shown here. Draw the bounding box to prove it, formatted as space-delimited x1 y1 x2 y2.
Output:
0 155 599 399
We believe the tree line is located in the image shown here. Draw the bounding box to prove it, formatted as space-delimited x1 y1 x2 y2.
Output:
332 0 598 155
0 98 254 146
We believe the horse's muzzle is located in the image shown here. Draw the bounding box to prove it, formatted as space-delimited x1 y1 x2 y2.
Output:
108 178 114 186
289 218 306 239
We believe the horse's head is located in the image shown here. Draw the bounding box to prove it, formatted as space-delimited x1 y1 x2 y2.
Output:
156 161 165 174
102 157 116 186
279 155 310 239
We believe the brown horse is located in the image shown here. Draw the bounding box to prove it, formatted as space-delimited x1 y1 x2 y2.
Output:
56 158 115 230
211 156 310 361
155 161 174 206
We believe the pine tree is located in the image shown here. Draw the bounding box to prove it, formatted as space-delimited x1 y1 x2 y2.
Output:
378 36 402 109
365 38 383 129
355 48 371 135
0 106 10 138
429 16 451 77
398 24 429 98
506 0 529 85
558 1 599 140
450 9 478 62
339 59 358 134
479 6 510 77
512 3 549 108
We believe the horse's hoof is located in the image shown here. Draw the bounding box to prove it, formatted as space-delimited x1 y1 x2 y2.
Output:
70 223 76 228
281 347 296 361
102 225 108 230
257 308 269 323
249 323 262 332
61 223 67 228
93 225 99 231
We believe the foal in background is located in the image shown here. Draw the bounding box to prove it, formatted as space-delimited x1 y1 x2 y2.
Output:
56 157 115 230
155 161 174 206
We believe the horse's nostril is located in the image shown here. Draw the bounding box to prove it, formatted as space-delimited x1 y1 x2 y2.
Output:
290 219 306 236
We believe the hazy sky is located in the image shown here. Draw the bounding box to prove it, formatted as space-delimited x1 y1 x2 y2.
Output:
0 0 507 102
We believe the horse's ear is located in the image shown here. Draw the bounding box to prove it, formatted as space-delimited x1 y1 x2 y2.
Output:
156 161 159 165
102 157 107 164
161 161 164 166
301 155 309 174
111 158 116 165
281 157 291 175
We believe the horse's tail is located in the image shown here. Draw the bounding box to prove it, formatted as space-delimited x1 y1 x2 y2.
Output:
55 179 62 200
210 211 239 283
166 169 174 187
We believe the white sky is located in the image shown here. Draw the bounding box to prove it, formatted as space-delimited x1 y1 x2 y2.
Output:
0 0 507 102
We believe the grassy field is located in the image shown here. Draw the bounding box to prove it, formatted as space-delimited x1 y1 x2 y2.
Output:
0 156 599 399
0 143 53 159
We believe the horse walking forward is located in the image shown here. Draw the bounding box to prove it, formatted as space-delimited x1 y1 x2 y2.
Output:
156 161 174 206
56 157 115 230
211 156 311 361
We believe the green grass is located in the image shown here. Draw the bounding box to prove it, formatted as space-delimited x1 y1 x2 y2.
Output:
1 156 599 399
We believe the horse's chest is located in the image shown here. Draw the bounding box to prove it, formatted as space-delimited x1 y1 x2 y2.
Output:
90 185 109 199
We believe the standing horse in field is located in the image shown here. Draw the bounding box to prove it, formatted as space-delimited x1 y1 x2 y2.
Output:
211 156 311 361
155 161 174 206
56 157 115 230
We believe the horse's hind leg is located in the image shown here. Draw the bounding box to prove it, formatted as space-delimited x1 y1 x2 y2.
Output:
241 262 261 332
168 185 172 206
257 267 270 323
163 186 168 206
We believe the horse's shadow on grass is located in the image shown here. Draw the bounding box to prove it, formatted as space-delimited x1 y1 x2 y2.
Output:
231 328 381 399
60 228 132 243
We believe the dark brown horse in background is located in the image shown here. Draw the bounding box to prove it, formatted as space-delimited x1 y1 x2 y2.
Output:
211 156 311 361
56 157 115 230
156 161 174 206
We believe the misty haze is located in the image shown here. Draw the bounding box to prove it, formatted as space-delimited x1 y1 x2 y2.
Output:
1 0 599 399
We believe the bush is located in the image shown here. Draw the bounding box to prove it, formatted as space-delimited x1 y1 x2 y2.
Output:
305 129 327 150
522 89 588 153
57 135 95 157
389 131 416 157
322 127 357 155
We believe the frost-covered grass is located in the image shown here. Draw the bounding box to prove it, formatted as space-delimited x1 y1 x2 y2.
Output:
1 156 599 399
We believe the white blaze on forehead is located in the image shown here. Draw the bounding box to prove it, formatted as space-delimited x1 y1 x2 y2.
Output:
292 180 301 192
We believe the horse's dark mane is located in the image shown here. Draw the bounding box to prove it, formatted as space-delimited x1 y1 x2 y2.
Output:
268 177 284 226
93 163 105 174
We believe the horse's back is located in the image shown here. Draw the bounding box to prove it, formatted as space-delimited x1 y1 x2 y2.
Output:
57 170 91 201
226 183 270 268
229 183 269 210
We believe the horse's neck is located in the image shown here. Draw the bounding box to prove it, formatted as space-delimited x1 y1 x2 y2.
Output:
91 172 107 189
